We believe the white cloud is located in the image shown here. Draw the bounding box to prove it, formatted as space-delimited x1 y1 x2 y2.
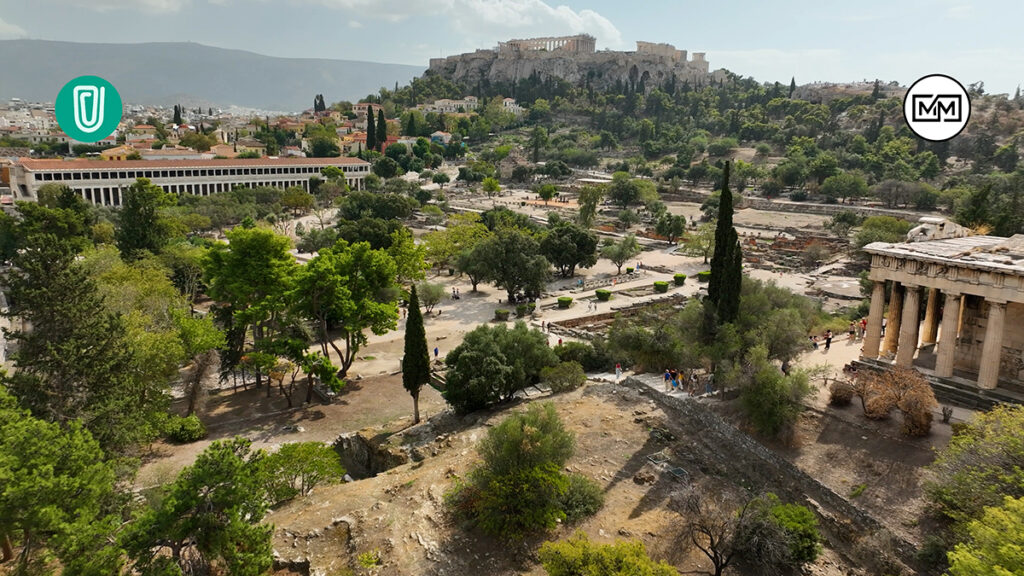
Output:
0 17 27 39
288 0 622 49
287 0 447 19
48 0 191 12
348 20 363 28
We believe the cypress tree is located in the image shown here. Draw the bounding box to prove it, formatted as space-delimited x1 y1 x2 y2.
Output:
402 285 431 424
789 76 797 98
707 161 742 326
173 105 182 125
718 230 743 324
707 161 733 308
366 110 376 152
376 109 387 151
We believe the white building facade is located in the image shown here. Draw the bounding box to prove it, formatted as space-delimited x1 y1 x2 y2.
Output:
8 157 371 206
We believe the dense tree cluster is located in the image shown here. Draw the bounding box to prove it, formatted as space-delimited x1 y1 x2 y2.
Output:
0 181 360 574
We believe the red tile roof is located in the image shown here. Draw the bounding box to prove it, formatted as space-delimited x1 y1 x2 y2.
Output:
17 157 369 171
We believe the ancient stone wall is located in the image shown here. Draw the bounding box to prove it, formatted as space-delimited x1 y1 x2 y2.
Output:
621 375 918 568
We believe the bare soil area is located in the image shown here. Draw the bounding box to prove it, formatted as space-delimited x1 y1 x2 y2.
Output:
266 381 859 576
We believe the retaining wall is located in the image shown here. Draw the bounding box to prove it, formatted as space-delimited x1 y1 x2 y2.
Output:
621 375 919 566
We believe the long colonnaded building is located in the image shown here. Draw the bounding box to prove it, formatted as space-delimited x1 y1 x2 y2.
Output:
4 156 372 206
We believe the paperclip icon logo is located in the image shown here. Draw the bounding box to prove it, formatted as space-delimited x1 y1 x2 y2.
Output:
55 75 122 143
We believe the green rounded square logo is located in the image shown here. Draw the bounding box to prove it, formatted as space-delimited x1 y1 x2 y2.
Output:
55 75 123 143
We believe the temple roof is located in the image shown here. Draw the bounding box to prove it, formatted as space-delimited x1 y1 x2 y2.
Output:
864 235 1024 275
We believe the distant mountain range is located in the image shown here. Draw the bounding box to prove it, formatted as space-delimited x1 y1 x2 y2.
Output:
0 40 424 112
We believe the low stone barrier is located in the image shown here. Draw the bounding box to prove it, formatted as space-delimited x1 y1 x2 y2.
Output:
621 375 919 567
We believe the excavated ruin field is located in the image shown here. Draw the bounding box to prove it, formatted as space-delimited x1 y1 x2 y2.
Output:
265 378 933 576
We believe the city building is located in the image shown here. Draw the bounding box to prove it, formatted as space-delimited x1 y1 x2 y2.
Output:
100 145 135 161
416 96 480 114
6 156 372 206
859 229 1024 405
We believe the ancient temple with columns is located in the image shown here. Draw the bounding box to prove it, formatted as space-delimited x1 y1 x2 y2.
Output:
859 230 1024 406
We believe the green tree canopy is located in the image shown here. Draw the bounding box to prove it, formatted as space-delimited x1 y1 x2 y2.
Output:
122 438 274 576
0 388 120 574
444 322 557 413
116 178 177 259
947 496 1024 576
540 221 599 278
600 234 641 275
476 228 551 302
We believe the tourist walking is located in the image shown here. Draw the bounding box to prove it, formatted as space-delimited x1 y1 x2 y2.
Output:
434 346 439 359
881 317 887 337
848 322 856 341
824 330 833 351
663 368 672 392
615 363 622 382
860 317 867 339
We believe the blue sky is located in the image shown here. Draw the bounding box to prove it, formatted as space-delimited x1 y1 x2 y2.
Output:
2 0 1022 95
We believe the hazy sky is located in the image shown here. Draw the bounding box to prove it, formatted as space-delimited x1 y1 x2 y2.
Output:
2 0 1022 94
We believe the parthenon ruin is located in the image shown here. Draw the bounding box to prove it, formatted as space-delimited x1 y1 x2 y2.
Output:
498 34 596 54
859 230 1024 404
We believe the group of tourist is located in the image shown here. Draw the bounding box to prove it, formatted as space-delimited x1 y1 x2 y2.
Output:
808 317 869 352
662 367 709 395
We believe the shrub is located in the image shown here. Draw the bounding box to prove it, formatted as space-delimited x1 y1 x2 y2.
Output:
166 414 207 443
594 289 611 302
480 403 575 475
494 309 510 321
740 347 812 438
471 463 569 540
261 442 346 503
790 190 808 201
653 281 669 293
626 267 635 274
446 403 578 540
947 496 1024 576
858 368 938 436
925 405 1024 527
828 379 855 406
557 296 573 309
673 273 687 286
696 270 711 282
515 303 529 317
559 474 605 523
554 340 613 372
539 532 676 576
541 361 587 393
768 497 821 564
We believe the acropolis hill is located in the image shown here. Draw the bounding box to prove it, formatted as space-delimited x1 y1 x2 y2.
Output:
428 34 727 92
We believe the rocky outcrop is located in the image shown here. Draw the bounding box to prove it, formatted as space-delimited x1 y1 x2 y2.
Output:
333 429 410 479
429 43 725 94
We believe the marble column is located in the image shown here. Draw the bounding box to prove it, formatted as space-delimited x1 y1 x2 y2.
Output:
935 291 961 378
977 300 1007 390
920 288 940 345
881 283 904 356
862 281 887 359
895 285 921 368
